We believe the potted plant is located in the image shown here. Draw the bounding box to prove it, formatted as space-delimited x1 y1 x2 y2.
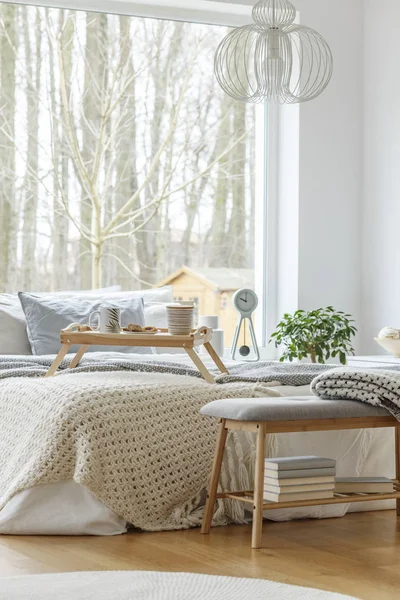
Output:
270 306 357 365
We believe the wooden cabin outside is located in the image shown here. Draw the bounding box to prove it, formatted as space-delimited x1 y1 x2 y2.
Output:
156 266 254 347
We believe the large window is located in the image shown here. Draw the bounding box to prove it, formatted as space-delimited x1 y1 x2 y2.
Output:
0 2 267 347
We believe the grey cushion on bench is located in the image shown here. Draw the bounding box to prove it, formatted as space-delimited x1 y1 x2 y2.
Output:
200 396 390 422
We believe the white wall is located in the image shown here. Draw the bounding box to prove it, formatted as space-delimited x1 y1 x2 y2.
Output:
218 1 365 352
362 0 400 353
277 1 363 354
296 1 363 325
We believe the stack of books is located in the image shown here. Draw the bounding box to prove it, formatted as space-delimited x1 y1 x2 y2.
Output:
335 477 394 494
264 456 336 503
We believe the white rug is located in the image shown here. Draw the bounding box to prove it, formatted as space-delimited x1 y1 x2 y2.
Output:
0 570 358 599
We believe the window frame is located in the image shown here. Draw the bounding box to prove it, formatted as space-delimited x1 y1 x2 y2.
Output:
0 0 253 27
254 102 277 358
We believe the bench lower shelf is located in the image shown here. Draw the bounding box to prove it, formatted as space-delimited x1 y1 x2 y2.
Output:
217 481 400 510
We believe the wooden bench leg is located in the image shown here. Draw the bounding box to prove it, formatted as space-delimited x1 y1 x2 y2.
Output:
395 426 400 516
252 423 266 549
201 420 228 534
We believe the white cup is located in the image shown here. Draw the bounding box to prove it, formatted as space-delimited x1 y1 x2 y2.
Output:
166 305 194 335
198 315 224 357
89 306 121 333
200 328 225 358
198 315 219 329
211 329 225 358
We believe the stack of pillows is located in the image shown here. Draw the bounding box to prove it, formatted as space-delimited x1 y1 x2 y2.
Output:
0 286 174 356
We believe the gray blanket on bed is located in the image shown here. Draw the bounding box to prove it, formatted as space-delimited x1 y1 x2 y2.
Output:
0 354 333 386
311 366 400 420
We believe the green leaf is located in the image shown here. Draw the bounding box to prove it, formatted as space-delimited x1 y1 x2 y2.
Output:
270 306 356 363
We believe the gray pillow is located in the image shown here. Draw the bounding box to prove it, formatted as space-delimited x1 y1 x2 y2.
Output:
18 293 149 356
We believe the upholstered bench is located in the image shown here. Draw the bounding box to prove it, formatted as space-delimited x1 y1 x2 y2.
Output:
200 397 400 549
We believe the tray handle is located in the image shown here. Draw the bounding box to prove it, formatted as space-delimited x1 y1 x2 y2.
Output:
192 326 213 346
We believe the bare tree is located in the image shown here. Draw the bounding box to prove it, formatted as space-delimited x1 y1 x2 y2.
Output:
50 10 74 290
208 95 234 267
54 15 250 287
112 16 138 289
0 7 255 292
21 9 42 289
0 4 17 292
227 101 247 267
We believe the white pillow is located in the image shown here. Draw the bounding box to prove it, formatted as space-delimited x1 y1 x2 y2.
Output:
0 295 32 355
144 303 168 330
19 293 147 355
104 286 173 304
0 286 173 356
0 287 122 356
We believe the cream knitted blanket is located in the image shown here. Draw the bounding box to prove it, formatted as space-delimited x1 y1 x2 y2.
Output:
0 371 279 531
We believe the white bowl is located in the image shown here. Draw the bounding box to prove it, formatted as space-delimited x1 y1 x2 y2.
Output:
375 337 400 358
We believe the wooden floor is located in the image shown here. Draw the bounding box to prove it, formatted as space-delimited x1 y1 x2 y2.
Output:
1 511 400 598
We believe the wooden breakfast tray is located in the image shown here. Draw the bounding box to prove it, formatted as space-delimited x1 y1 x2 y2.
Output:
45 325 229 383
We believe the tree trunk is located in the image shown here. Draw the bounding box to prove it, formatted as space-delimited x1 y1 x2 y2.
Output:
227 101 247 268
81 13 107 289
51 11 73 290
113 16 138 289
0 4 17 292
92 242 103 289
136 21 183 285
22 8 41 290
208 97 233 267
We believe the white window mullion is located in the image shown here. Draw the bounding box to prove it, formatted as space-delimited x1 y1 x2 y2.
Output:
254 103 267 348
254 101 279 357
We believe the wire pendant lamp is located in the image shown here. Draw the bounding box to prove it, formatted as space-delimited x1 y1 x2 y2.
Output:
215 0 333 104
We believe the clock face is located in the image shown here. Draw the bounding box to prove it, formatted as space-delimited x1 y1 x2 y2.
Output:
233 289 258 314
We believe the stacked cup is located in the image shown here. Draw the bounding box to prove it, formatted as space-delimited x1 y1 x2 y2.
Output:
166 305 194 335
198 315 224 358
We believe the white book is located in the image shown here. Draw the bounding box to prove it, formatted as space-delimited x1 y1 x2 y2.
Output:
264 482 335 494
264 475 336 486
264 456 336 471
264 490 335 503
335 477 394 494
265 467 336 479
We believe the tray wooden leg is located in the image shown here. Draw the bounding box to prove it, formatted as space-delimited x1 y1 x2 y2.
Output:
201 420 228 534
203 342 229 375
395 426 400 516
252 423 266 549
69 345 89 369
45 343 72 377
184 348 215 384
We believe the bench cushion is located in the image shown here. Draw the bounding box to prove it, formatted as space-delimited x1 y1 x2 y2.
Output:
200 396 390 422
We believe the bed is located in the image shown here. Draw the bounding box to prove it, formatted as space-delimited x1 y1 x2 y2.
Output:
0 353 394 535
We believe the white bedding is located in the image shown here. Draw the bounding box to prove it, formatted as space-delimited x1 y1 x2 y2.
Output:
0 355 394 534
0 481 127 535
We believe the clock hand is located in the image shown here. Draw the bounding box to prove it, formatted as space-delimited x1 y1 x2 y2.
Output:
240 297 247 303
